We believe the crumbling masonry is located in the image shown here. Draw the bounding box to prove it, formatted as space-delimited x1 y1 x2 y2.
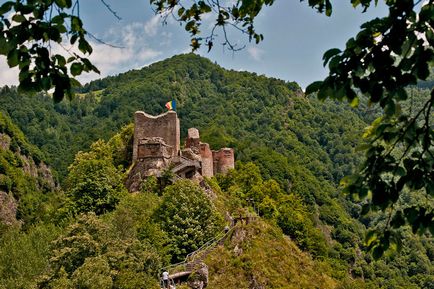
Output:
127 110 234 192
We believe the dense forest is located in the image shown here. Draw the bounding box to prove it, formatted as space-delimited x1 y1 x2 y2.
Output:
0 54 433 288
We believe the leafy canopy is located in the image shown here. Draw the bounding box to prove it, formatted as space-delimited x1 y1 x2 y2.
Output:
156 179 223 262
65 140 126 215
0 0 99 101
1 0 433 256
305 1 434 256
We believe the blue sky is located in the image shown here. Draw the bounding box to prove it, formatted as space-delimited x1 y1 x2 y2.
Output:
0 0 389 88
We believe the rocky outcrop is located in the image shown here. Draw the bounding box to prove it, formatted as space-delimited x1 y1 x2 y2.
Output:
38 161 56 189
18 154 56 190
0 133 11 150
0 191 18 226
20 154 38 179
187 262 209 289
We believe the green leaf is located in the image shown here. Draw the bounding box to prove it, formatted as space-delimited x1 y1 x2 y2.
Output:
322 48 341 67
70 34 78 45
53 86 65 103
317 85 333 101
0 2 14 15
395 88 407 100
305 81 323 95
416 62 430 80
54 0 68 9
178 7 185 17
185 20 195 32
384 100 396 116
69 78 81 88
55 55 66 67
426 29 434 46
41 77 51 90
0 37 10 55
7 49 19 67
78 38 92 54
352 0 361 8
12 14 26 23
67 56 76 63
325 0 332 16
71 16 82 32
70 63 83 76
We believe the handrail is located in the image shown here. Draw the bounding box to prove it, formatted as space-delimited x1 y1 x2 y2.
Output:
186 229 230 263
160 225 235 273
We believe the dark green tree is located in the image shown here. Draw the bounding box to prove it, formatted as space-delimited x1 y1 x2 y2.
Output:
65 139 126 215
39 213 161 289
156 179 223 262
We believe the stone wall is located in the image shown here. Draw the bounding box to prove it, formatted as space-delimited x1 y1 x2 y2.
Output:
129 110 234 189
132 111 180 162
185 128 200 153
200 143 214 177
212 148 235 175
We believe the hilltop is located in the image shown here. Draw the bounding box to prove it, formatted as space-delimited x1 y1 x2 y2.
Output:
0 53 364 183
0 54 432 288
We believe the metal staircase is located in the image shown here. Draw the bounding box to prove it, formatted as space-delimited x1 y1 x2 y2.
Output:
160 225 234 286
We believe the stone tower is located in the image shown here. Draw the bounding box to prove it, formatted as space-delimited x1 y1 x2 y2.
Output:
126 110 235 192
212 148 235 175
132 110 180 162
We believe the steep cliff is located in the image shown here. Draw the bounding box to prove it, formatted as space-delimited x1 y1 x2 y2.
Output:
0 112 56 228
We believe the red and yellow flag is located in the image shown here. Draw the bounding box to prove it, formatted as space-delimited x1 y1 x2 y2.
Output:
165 100 176 111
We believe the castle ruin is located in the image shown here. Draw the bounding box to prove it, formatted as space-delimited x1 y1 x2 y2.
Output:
127 110 234 192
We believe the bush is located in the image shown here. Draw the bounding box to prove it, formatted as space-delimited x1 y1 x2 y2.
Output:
156 180 223 262
65 140 126 215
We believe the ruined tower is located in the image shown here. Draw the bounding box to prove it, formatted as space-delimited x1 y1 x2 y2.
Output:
212 148 235 175
132 111 180 162
127 110 235 192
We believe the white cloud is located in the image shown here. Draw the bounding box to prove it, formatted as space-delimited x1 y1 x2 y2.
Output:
0 57 18 87
77 36 162 84
144 15 161 37
55 22 164 83
159 31 173 47
0 18 173 87
247 46 264 61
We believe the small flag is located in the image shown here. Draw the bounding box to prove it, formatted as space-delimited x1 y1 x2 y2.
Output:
165 100 176 111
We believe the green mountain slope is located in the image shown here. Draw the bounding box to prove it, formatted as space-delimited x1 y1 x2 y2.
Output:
0 53 363 184
0 54 432 288
0 112 58 229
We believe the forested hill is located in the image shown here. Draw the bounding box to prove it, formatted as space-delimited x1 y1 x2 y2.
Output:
0 53 433 288
0 53 365 184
